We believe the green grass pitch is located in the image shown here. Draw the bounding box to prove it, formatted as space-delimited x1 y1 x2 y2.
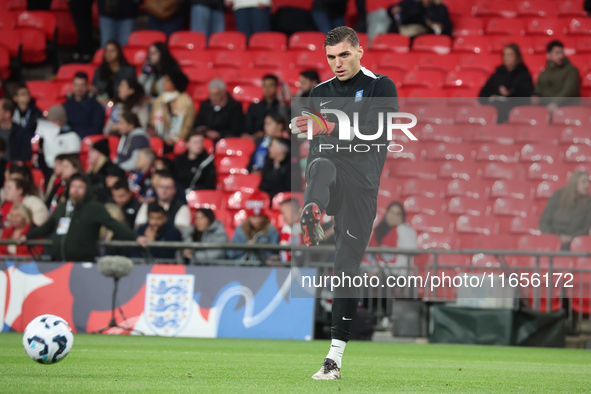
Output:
1 333 590 393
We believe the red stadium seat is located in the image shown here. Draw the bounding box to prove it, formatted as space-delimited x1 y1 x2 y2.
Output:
527 162 570 182
376 52 420 72
215 138 256 157
0 29 21 58
251 50 292 69
517 234 561 251
482 162 527 181
211 50 253 69
149 137 164 157
525 18 567 36
458 54 502 74
186 190 225 210
412 35 452 55
419 124 463 143
519 144 561 164
411 214 454 233
417 232 460 250
476 144 520 163
491 179 534 200
456 215 499 235
516 1 557 17
292 50 327 71
552 107 591 126
510 215 541 235
446 179 490 199
288 31 324 51
232 85 262 110
26 80 58 100
0 11 16 30
370 33 410 53
438 161 481 182
248 31 287 51
560 126 591 145
447 197 491 216
424 143 474 162
16 11 56 41
214 156 250 175
226 190 270 210
485 18 525 36
492 197 535 217
443 70 487 92
567 17 591 35
557 1 588 17
18 28 47 63
6 0 27 11
271 191 304 211
172 49 211 68
400 179 447 198
218 174 262 193
536 180 562 200
209 31 247 50
416 53 460 73
455 105 498 125
508 106 550 126
54 11 77 47
404 196 446 215
473 0 516 18
514 126 560 144
184 67 221 85
122 47 147 67
406 88 448 98
565 145 591 163
394 161 439 179
169 31 206 51
31 168 45 192
460 233 515 250
452 36 491 54
452 18 484 37
400 70 445 89
55 64 97 82
463 125 514 144
126 30 166 48
190 84 208 104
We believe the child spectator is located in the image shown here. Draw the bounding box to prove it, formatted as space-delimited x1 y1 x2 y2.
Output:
134 202 182 260
11 82 43 135
173 130 216 193
104 78 149 134
128 147 156 200
227 205 279 261
258 137 291 201
0 205 42 257
114 111 151 171
182 208 228 263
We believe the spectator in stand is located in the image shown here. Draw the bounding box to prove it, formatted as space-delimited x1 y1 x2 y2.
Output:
3 164 43 199
278 197 301 262
389 0 452 38
227 0 271 39
134 171 191 231
97 0 140 47
479 43 535 123
87 139 120 203
104 78 149 134
540 171 591 250
0 99 32 162
45 154 83 212
68 0 95 63
139 42 182 99
150 69 195 152
105 165 127 190
11 83 43 135
0 205 43 257
190 0 225 38
145 0 187 37
22 174 148 261
2 178 48 227
63 72 105 139
110 179 141 229
296 70 320 97
194 79 244 140
133 202 181 260
258 137 291 201
114 111 151 172
249 113 288 174
311 0 347 33
182 207 228 263
227 206 279 260
243 75 289 139
92 41 137 105
128 148 156 201
533 41 581 111
366 201 417 269
173 130 216 193
0 139 6 187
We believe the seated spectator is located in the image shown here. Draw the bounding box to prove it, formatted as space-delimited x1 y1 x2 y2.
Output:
114 111 151 172
11 82 43 135
104 78 149 134
0 98 32 162
92 40 137 104
134 171 191 231
258 137 291 201
133 202 181 260
150 69 194 151
366 201 417 269
97 0 139 48
540 171 591 250
46 154 83 212
105 164 127 190
243 75 289 139
87 139 120 202
297 70 320 97
182 207 228 263
194 78 244 140
278 197 301 262
23 174 147 261
389 0 452 37
479 43 534 123
5 163 43 198
110 179 141 229
0 205 42 257
227 206 279 260
190 0 225 38
63 72 106 139
99 202 130 256
533 40 581 111
249 114 288 174
139 42 182 99
173 130 215 193
311 0 347 34
228 0 271 39
128 148 156 201
2 178 48 227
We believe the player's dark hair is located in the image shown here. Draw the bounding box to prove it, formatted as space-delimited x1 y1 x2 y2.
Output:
191 208 216 242
73 72 89 82
262 74 278 85
547 40 564 53
148 201 166 214
300 70 319 83
325 26 359 48
111 179 130 192
374 201 406 245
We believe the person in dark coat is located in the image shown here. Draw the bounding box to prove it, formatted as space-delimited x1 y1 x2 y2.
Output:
173 130 216 192
0 98 32 162
87 138 121 203
258 137 291 202
389 0 452 37
194 78 244 140
133 202 181 260
11 82 43 135
63 72 106 139
243 74 289 138
479 43 535 123
109 179 142 229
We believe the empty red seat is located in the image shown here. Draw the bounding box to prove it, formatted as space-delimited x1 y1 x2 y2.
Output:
218 174 261 193
126 30 166 48
560 126 591 145
517 234 561 251
514 125 560 144
18 28 47 63
447 197 491 216
405 105 455 124
26 80 58 100
232 85 262 110
473 0 516 18
0 11 15 30
424 142 474 162
411 214 454 233
455 105 498 125
508 106 550 126
464 125 514 144
476 143 520 163
438 161 481 181
557 1 588 17
456 215 499 235
0 29 21 58
214 156 250 175
412 34 451 55
172 49 211 68
491 179 534 200
186 190 225 210
482 162 526 181
527 162 571 182
385 141 423 161
446 179 489 199
458 54 501 74
215 137 256 158
565 145 591 163
403 196 446 216
400 178 447 198
55 64 97 82
122 47 146 66
444 70 487 91
370 33 410 53
452 36 491 54
510 215 541 235
486 18 525 36
516 1 557 17
288 31 324 51
536 180 562 200
394 161 439 179
209 31 247 50
417 232 460 250
552 106 591 126
492 197 535 217
184 67 220 85
400 70 445 89
417 53 461 73
567 17 591 35
16 11 56 41
525 18 567 36
452 18 484 37
248 31 287 51
406 88 448 98
169 31 207 50
293 50 327 71
520 144 562 164
460 233 515 250
211 50 253 69
419 124 463 143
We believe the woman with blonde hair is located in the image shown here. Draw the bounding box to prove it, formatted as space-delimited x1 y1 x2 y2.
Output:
540 171 591 250
0 205 43 257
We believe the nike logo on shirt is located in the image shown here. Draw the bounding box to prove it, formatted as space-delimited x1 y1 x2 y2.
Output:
320 101 332 106
342 317 353 321
346 230 358 240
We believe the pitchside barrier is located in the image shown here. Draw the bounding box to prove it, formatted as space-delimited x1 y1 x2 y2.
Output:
0 239 590 335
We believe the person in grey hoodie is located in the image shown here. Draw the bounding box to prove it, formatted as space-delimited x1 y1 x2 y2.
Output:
182 208 228 263
114 110 151 172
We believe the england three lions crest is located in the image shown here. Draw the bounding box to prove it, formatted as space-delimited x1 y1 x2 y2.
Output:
144 274 194 336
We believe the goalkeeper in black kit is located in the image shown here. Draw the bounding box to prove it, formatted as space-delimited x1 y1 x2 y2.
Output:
291 26 399 380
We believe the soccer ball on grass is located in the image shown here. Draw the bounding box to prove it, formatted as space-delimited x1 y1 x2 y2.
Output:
22 314 74 364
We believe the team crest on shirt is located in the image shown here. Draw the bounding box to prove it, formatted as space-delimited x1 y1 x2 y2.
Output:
355 90 363 102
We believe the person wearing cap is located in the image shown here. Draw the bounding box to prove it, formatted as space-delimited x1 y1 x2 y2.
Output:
258 137 291 202
0 98 31 162
113 110 150 172
87 138 122 203
227 202 279 261
149 68 195 151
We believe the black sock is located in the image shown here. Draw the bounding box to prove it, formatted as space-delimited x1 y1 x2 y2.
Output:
304 159 337 213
